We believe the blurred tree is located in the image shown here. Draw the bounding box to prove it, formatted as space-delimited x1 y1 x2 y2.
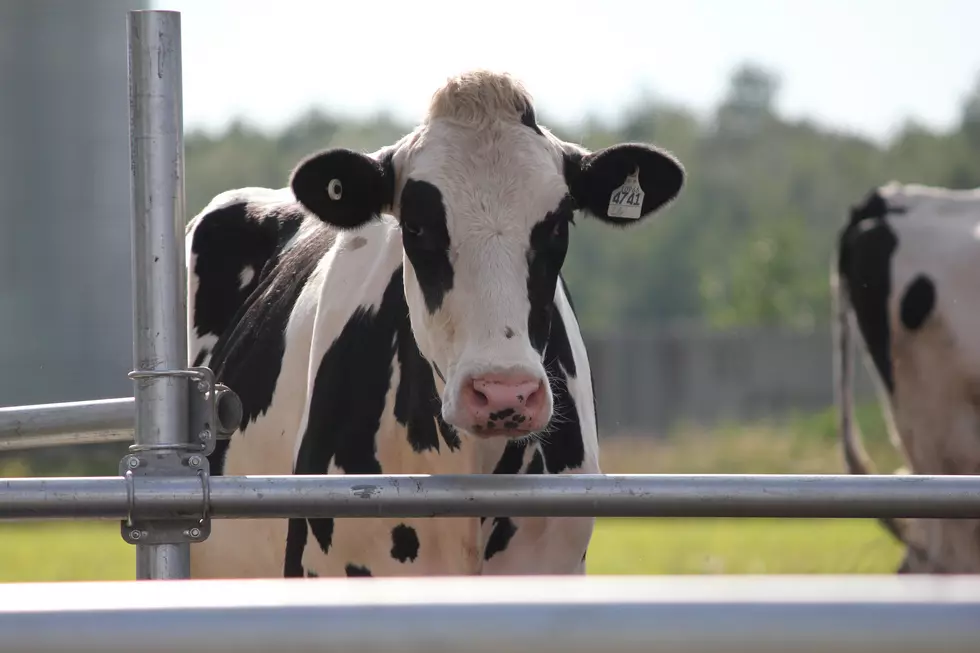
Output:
714 62 781 139
700 212 824 330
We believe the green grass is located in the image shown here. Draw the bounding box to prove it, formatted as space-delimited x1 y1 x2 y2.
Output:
588 518 901 574
0 521 134 582
0 517 902 582
0 402 908 581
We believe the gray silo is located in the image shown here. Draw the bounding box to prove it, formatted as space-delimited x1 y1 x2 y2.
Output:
0 0 150 406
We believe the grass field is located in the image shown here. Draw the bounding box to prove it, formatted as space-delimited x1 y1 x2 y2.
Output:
0 403 907 581
0 517 901 582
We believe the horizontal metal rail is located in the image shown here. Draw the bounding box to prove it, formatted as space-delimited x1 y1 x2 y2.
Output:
3 575 980 653
0 397 135 451
0 387 240 452
3 473 980 520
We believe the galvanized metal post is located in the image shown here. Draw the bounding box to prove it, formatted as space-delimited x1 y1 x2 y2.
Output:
127 9 190 580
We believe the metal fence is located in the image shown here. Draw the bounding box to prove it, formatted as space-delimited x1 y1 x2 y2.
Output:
5 575 980 653
3 9 980 652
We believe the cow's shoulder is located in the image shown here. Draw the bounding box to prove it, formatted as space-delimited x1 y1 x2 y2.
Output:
187 187 317 354
206 220 336 474
287 258 421 574
290 218 466 484
290 219 461 468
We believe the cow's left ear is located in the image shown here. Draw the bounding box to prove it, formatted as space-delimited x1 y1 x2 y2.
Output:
290 147 396 230
563 143 684 227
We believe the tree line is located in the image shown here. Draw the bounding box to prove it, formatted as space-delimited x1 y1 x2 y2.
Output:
183 63 980 334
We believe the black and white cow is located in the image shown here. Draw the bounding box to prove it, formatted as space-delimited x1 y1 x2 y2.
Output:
834 181 980 574
186 70 685 578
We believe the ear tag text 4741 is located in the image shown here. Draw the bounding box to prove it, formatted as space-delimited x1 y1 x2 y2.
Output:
607 167 644 220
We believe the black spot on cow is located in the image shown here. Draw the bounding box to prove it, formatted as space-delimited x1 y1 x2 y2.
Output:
484 517 518 561
837 189 908 394
526 197 575 353
208 225 334 477
345 564 373 577
283 514 309 577
290 268 408 559
394 280 461 453
305 569 319 578
526 448 545 475
190 198 304 342
482 441 528 525
545 303 577 378
283 264 462 574
493 440 527 474
541 308 586 474
304 516 335 566
192 346 210 368
504 327 515 339
559 274 597 427
390 524 420 563
400 180 454 313
846 189 906 226
489 408 515 421
899 275 936 332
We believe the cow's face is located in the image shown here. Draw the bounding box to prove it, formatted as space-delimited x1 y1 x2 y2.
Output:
291 71 684 439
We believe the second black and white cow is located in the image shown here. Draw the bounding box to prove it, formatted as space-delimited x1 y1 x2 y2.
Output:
186 70 685 578
834 181 980 574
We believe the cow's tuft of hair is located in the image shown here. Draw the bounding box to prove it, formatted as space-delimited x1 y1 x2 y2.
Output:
427 69 536 128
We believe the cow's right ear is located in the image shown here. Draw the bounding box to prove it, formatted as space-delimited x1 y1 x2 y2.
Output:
290 147 396 230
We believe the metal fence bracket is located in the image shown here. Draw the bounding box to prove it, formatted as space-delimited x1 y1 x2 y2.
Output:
118 366 240 546
119 447 210 545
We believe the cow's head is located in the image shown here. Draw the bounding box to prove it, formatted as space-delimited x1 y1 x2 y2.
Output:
291 71 684 439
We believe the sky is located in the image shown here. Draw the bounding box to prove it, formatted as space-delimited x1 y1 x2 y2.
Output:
155 0 980 144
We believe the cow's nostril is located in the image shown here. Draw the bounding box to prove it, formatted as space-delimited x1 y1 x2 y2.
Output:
465 381 489 408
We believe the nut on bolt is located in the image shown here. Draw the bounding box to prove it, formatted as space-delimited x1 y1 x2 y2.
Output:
130 529 142 540
188 455 202 467
127 456 140 469
186 527 202 539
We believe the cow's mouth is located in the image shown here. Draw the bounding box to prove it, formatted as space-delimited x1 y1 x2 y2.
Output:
469 423 541 439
